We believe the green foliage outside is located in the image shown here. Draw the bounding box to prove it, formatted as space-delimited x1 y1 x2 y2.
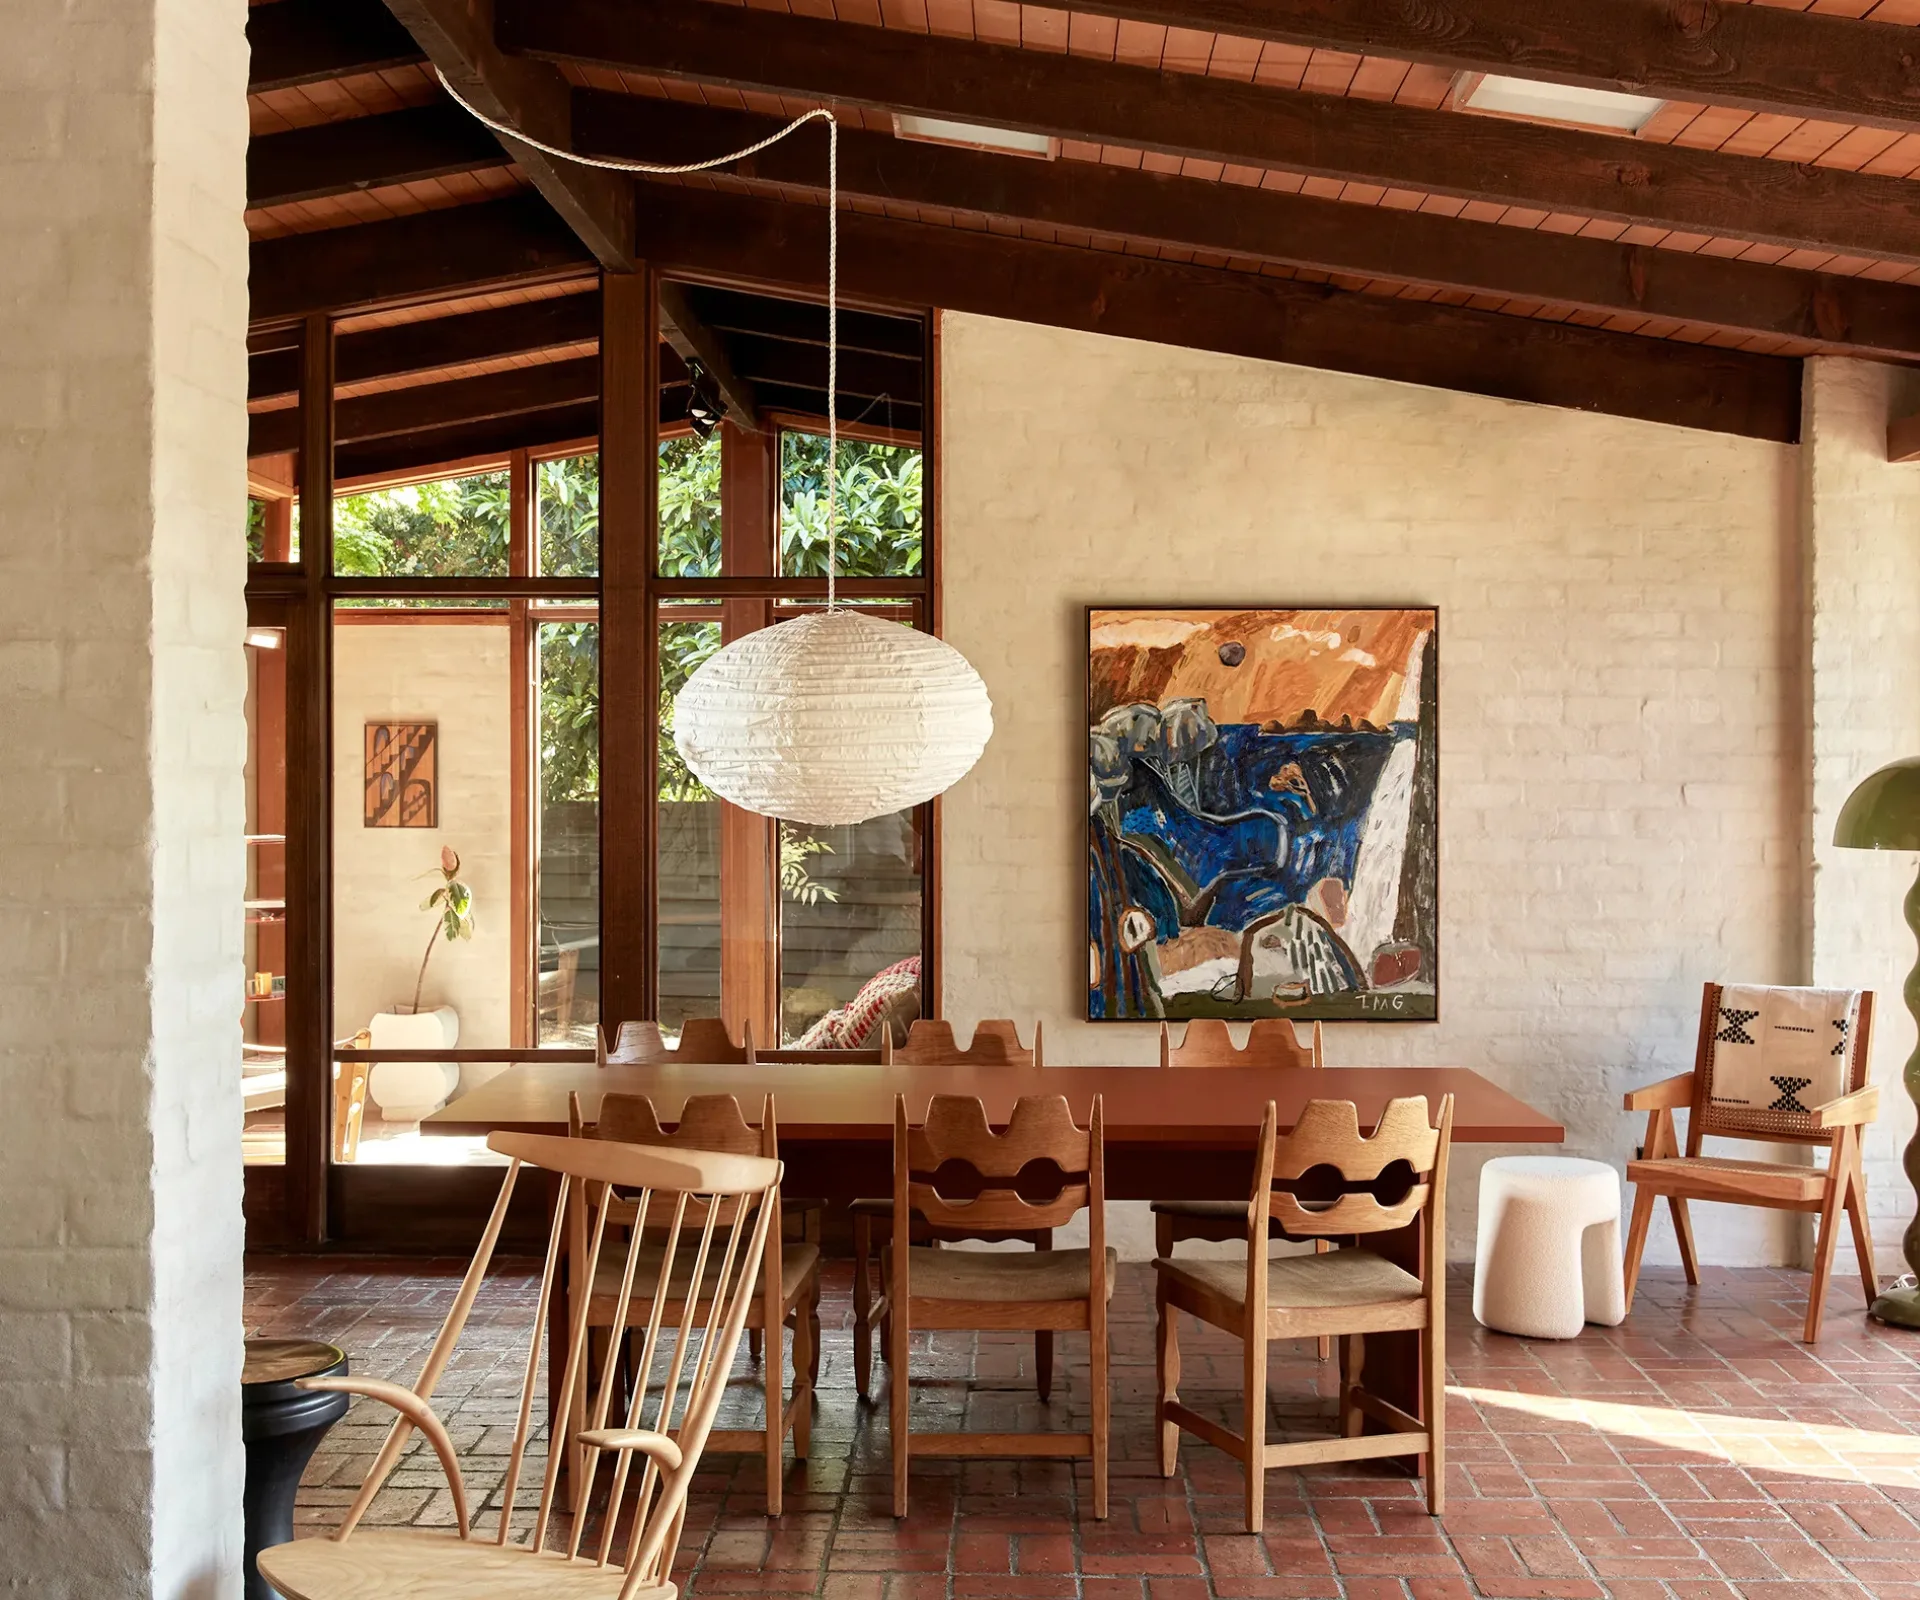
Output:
659 436 724 578
333 472 510 578
540 622 600 806
246 498 266 562
538 453 600 577
780 434 923 577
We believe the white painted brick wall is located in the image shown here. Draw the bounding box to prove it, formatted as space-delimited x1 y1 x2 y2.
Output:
1805 356 1920 1277
937 313 1809 1264
0 0 249 1592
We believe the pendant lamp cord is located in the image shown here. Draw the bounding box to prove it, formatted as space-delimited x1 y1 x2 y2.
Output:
432 73 842 608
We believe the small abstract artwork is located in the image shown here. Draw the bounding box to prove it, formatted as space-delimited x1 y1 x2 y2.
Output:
1087 607 1438 1022
364 721 438 828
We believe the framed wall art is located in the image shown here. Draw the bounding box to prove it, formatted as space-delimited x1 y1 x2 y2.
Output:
1087 606 1437 1022
364 720 438 828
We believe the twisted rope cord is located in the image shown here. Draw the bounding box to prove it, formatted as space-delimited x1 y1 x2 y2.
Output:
433 71 843 607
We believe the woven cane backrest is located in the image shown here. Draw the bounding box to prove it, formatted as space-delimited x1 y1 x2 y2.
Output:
898 1092 1101 1233
1265 1096 1451 1239
884 1018 1042 1067
328 1131 778 1598
1162 1017 1322 1069
1691 982 1873 1148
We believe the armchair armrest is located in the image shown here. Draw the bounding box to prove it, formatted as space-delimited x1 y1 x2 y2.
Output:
1624 1072 1694 1112
298 1376 469 1537
1815 1085 1879 1128
577 1426 684 1473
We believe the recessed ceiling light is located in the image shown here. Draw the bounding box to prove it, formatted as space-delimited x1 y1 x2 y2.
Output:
1459 73 1664 134
892 113 1057 160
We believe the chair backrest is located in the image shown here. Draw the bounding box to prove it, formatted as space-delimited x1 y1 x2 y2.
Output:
607 1020 670 1063
883 1017 1043 1067
1256 1095 1453 1241
895 1092 1102 1234
603 1017 754 1065
1690 981 1873 1148
572 1091 776 1233
328 1129 780 1597
1160 1017 1322 1069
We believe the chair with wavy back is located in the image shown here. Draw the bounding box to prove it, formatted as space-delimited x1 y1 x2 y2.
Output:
606 1018 754 1065
852 1018 1046 1399
886 1093 1111 1518
570 1092 819 1515
257 1129 780 1600
1155 1095 1453 1532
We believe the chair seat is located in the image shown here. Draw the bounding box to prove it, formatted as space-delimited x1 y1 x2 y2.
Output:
1627 1154 1828 1204
1149 1199 1247 1219
1158 1247 1423 1330
893 1244 1117 1304
259 1530 674 1600
590 1241 819 1325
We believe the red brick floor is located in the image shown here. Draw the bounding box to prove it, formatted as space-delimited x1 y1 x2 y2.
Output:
245 1257 1920 1600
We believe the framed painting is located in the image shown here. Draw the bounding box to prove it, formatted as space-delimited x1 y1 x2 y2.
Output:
364 721 438 828
1087 607 1437 1023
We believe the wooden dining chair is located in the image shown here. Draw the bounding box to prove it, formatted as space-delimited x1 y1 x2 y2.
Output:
885 1093 1111 1518
569 1091 820 1515
853 1018 1047 1399
605 1017 755 1065
1622 982 1877 1342
1151 1018 1331 1356
257 1128 779 1599
1156 1094 1454 1532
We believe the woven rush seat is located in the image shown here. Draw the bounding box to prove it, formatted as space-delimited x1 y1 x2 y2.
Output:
1158 1247 1422 1321
891 1244 1117 1304
1626 1153 1829 1202
591 1241 820 1319
261 1531 671 1600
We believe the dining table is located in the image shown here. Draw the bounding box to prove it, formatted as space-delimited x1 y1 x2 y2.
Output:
427 1057 1561 1447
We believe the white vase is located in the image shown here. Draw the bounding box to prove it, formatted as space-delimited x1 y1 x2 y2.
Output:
366 1006 460 1122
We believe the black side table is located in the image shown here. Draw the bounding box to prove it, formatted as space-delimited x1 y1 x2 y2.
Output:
241 1338 350 1600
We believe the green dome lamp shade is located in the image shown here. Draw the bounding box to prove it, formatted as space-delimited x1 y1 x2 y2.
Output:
1834 755 1920 1329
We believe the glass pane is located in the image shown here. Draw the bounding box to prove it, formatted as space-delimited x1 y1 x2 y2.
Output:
538 452 600 577
537 619 600 1045
658 613 722 1038
243 625 288 1166
779 433 923 578
781 811 924 1043
331 604 513 1164
333 469 510 578
658 435 723 577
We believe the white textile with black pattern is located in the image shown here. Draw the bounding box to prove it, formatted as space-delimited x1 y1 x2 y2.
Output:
1708 985 1860 1120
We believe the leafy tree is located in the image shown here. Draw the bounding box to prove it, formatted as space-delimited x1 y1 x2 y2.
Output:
539 622 600 805
538 453 600 576
658 617 720 802
780 434 922 577
659 437 723 578
334 472 510 578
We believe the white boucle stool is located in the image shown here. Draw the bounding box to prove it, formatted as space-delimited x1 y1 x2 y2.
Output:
1474 1157 1626 1340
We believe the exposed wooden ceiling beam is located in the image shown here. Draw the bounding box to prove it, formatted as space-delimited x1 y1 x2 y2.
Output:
248 0 425 93
724 333 922 404
656 277 759 427
247 102 511 209
588 93 1920 361
381 0 634 270
334 401 604 483
250 194 593 322
681 286 926 360
250 289 603 403
632 184 1801 443
1064 0 1920 139
507 0 1920 265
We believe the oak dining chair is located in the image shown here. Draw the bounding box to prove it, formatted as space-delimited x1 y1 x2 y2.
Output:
606 1017 755 1065
257 1128 779 1600
852 1018 1047 1399
884 1093 1111 1519
1156 1094 1454 1531
569 1091 820 1515
1622 982 1877 1342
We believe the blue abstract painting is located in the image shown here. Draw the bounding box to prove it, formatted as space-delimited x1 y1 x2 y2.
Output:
1087 608 1437 1023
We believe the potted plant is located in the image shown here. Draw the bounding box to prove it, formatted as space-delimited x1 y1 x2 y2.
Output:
367 848 475 1124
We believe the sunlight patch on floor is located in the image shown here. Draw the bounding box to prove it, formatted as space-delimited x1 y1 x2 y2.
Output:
1454 1384 1920 1489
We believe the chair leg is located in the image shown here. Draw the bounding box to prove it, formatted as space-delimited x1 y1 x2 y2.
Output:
749 1328 763 1363
1034 1230 1055 1403
793 1295 815 1462
764 1318 784 1517
1621 1185 1657 1310
1339 1334 1366 1439
1242 1326 1268 1534
1669 1198 1700 1285
1155 1289 1181 1478
1423 1316 1446 1518
1155 1211 1175 1259
1314 1239 1332 1360
1806 1176 1847 1344
1847 1167 1879 1303
807 1275 823 1390
1091 1319 1110 1521
889 1292 911 1518
852 1211 875 1401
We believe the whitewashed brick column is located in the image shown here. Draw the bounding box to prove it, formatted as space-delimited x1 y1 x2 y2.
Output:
1805 356 1920 1277
0 0 250 1594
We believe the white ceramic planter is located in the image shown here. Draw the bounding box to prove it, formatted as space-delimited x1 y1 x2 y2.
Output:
366 1006 460 1122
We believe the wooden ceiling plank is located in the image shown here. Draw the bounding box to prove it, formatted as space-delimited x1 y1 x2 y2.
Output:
250 192 594 322
248 0 426 94
631 182 1801 443
1018 0 1920 137
247 101 513 208
334 401 606 483
507 0 1920 264
586 94 1920 359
